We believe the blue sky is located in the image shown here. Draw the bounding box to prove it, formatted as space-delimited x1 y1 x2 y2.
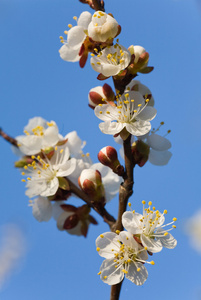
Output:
0 0 201 299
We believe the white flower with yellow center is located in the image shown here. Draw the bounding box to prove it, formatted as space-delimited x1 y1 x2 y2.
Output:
21 146 76 198
16 117 60 156
88 11 119 42
90 44 131 77
94 91 157 136
59 11 92 62
122 201 177 253
96 231 153 286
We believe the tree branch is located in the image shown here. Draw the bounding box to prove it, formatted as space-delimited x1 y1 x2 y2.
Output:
0 128 18 147
68 179 116 229
110 134 135 300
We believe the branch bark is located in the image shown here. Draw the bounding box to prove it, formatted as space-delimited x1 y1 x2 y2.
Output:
110 134 135 300
0 128 18 147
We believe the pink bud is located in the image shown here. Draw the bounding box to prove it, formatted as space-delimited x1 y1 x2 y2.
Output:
78 169 105 202
98 146 124 176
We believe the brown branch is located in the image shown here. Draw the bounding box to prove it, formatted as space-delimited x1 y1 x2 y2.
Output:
92 0 105 11
68 179 116 229
0 128 18 147
79 0 105 11
110 134 135 300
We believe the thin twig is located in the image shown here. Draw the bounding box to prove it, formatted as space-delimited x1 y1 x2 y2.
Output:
68 179 116 229
91 0 105 11
0 128 18 147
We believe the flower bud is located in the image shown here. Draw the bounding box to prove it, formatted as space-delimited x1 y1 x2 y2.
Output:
88 11 119 42
78 169 105 203
56 204 97 237
128 45 153 74
131 140 150 167
98 146 124 176
88 84 115 109
88 86 106 108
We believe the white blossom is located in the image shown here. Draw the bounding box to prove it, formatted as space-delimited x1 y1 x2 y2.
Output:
16 117 60 156
94 90 157 137
96 231 150 285
122 201 177 253
59 11 92 62
88 11 119 42
22 145 76 198
90 44 131 77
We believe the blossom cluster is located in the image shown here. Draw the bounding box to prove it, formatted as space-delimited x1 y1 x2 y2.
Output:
96 201 177 285
14 117 122 237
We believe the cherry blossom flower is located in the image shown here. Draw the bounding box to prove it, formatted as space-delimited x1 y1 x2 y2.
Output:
96 231 151 285
59 11 92 62
22 145 76 198
88 11 119 42
94 90 157 137
122 201 177 253
16 117 60 156
90 44 131 77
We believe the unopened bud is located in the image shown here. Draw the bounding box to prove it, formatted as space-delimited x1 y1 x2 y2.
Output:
88 11 119 43
78 169 105 202
132 140 150 167
98 146 124 176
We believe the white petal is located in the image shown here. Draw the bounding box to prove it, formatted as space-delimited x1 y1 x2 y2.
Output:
126 121 151 137
136 106 157 122
155 228 177 249
24 117 47 133
65 131 82 156
100 258 124 285
149 149 172 166
122 211 143 235
57 158 76 177
126 262 148 285
147 133 171 151
32 197 52 222
18 135 42 155
77 11 92 29
96 232 119 258
40 177 59 197
141 234 162 253
43 125 59 148
67 26 86 47
59 44 80 62
99 121 123 135
94 104 117 121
